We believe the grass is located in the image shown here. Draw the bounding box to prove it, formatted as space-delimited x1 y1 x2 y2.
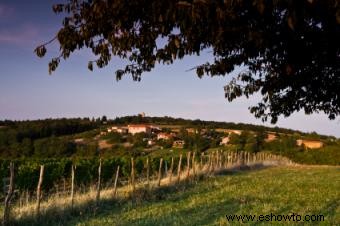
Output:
10 165 339 226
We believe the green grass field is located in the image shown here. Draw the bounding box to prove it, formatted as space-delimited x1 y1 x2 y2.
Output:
15 165 340 226
67 166 339 226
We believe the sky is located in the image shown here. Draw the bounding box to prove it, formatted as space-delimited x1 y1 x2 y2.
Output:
0 1 340 137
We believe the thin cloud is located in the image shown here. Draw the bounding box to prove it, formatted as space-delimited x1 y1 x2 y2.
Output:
0 24 40 46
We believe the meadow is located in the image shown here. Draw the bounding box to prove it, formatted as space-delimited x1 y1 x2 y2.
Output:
13 165 340 226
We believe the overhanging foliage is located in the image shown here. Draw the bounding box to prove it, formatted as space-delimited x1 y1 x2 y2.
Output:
35 0 340 123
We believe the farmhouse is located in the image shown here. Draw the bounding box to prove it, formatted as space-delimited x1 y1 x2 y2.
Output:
157 133 173 140
265 133 277 142
296 139 323 149
128 124 152 135
150 125 161 132
117 127 128 133
108 126 128 134
220 137 230 145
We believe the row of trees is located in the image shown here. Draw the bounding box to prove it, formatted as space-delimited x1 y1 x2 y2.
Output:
0 118 100 158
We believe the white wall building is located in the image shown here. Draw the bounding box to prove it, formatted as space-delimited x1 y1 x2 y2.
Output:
128 124 152 135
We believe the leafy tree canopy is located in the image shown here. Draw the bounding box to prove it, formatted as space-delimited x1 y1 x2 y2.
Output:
35 0 340 123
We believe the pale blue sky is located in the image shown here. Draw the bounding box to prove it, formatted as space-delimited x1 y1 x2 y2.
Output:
0 1 339 137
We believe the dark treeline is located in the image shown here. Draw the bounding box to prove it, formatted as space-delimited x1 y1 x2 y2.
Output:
0 118 98 141
0 118 100 158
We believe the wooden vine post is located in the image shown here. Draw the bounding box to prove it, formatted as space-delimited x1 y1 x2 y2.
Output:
224 152 228 168
211 152 215 172
113 165 120 198
96 158 102 204
231 152 234 165
177 154 183 183
207 153 211 172
70 164 75 209
131 157 135 193
36 165 44 217
157 158 163 187
146 158 150 189
215 151 218 170
3 162 15 226
186 152 191 178
192 152 196 177
219 150 222 168
200 152 204 170
240 151 242 165
169 157 174 183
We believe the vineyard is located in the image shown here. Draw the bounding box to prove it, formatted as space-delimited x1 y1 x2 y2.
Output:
0 151 292 225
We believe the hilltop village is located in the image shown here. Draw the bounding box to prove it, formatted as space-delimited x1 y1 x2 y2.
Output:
0 114 338 165
99 123 323 150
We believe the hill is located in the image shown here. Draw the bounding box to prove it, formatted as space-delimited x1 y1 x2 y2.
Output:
0 116 339 165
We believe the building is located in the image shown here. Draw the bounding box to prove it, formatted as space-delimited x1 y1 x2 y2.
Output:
157 133 173 140
116 127 128 134
220 137 230 145
173 140 185 148
128 124 152 135
107 126 128 134
150 125 161 133
138 112 146 117
296 139 323 149
265 133 277 142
